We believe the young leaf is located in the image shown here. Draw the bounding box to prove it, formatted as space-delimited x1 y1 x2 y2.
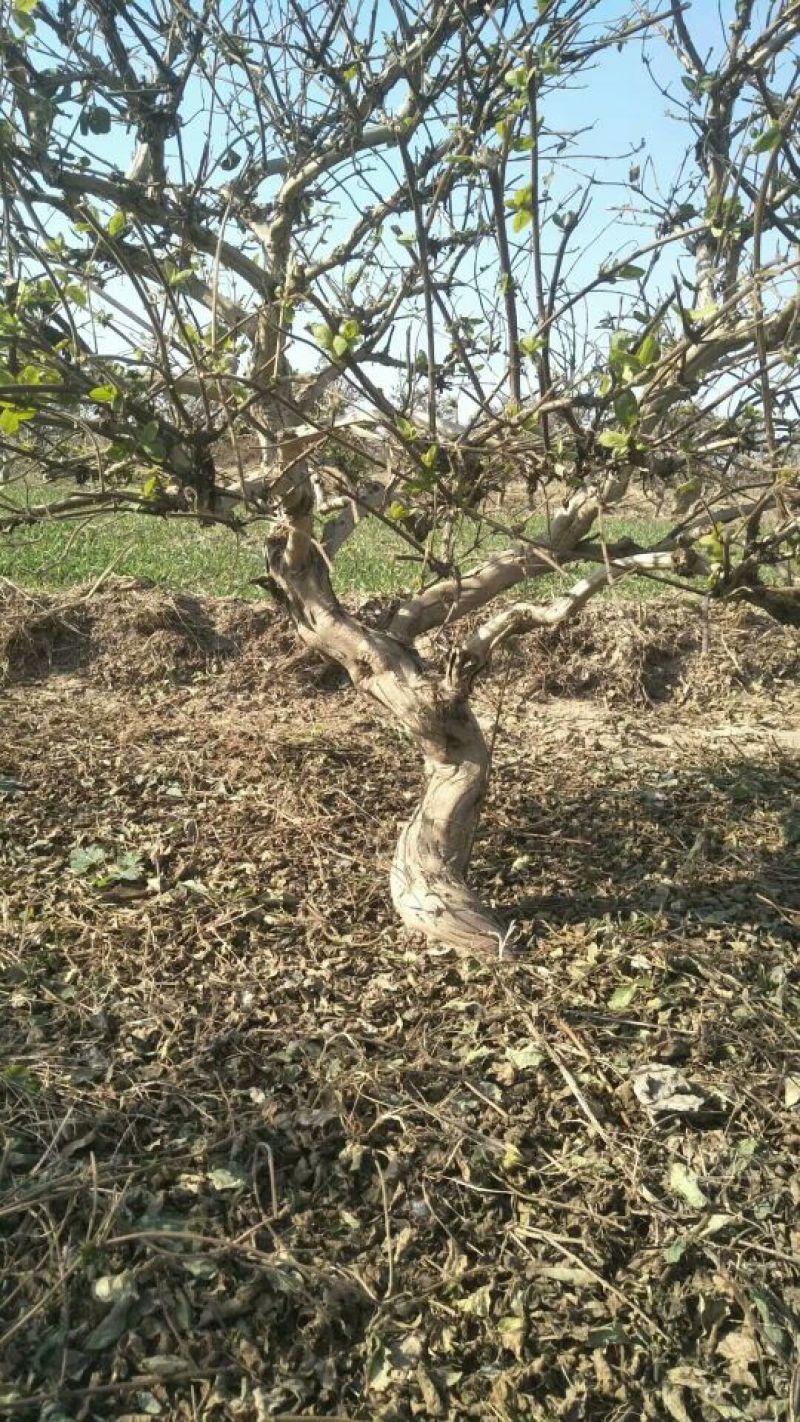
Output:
107 210 127 238
614 389 639 429
69 844 107 875
308 322 334 350
637 331 660 366
688 302 718 322
519 334 544 358
752 125 782 154
88 384 118 403
596 430 628 450
167 267 195 288
0 407 37 434
107 851 145 883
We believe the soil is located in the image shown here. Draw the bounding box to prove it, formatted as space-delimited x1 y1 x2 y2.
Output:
1 580 799 1420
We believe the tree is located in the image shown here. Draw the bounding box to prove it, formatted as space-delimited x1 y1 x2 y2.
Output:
0 0 798 954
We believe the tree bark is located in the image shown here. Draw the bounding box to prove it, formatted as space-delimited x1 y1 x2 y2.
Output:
266 486 504 956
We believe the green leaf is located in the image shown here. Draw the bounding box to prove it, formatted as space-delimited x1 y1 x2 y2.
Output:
614 389 639 429
396 417 417 441
308 322 334 350
140 420 160 446
342 64 359 81
339 317 360 343
420 444 439 469
65 282 88 308
519 335 544 358
88 384 118 403
637 331 660 366
596 430 629 451
141 474 163 499
752 124 782 154
688 302 718 322
674 476 701 505
504 67 530 90
387 501 408 521
609 329 635 361
106 850 144 883
15 0 39 12
501 1141 524 1169
512 208 533 232
332 334 349 358
107 209 127 238
167 267 195 289
0 407 37 435
507 184 533 210
697 533 724 564
616 263 646 280
69 844 107 875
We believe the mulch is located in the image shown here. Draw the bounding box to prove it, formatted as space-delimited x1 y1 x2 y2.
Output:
1 581 799 1420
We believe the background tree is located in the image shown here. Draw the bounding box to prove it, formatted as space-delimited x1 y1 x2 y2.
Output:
1 0 798 954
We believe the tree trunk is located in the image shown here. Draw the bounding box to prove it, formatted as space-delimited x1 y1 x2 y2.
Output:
266 505 505 957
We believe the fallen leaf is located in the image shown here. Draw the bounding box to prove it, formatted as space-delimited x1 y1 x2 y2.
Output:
93 1271 137 1304
498 1313 525 1360
140 1355 189 1377
668 1161 708 1209
366 1341 393 1393
608 983 637 1010
84 1299 132 1351
454 1283 492 1317
717 1327 759 1388
632 1063 705 1114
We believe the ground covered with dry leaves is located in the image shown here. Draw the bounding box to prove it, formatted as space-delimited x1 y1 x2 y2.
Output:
1 582 799 1422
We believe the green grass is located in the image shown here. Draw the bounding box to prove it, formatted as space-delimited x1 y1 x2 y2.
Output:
0 475 673 601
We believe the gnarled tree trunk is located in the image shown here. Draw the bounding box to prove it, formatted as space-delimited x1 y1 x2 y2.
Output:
267 483 505 956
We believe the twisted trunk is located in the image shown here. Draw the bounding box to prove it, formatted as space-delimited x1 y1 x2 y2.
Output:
390 709 502 956
266 496 504 956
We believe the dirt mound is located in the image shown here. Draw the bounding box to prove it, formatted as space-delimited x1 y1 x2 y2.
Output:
1 580 797 708
512 596 800 705
0 578 298 689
